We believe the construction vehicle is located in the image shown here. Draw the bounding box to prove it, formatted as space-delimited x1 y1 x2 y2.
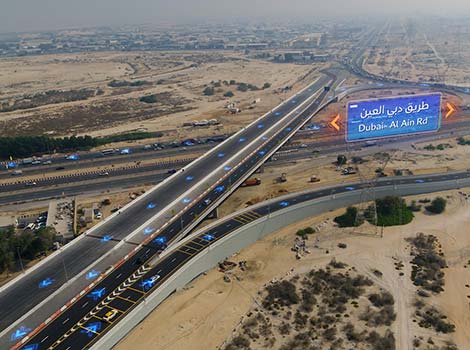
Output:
241 177 261 187
342 166 357 175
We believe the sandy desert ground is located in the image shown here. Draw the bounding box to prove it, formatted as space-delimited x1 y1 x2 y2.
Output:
0 51 320 137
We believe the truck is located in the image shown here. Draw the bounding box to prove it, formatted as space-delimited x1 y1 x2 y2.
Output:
22 158 34 165
12 170 23 176
241 178 261 187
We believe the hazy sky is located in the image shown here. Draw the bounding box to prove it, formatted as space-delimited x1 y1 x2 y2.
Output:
0 0 469 33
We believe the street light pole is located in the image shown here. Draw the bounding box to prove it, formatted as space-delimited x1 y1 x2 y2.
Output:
62 257 69 283
16 247 24 274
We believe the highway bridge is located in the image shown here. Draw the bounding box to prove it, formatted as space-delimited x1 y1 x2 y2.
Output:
2 72 338 349
17 170 470 350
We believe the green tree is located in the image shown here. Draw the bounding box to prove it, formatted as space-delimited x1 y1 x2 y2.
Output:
372 196 414 226
334 207 363 227
139 95 158 103
263 82 272 89
426 197 447 214
337 154 347 166
223 91 234 97
237 83 249 92
203 87 215 96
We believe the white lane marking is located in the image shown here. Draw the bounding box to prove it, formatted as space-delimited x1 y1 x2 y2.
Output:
171 258 176 263
62 317 69 324
115 273 122 279
81 301 89 308
41 335 49 343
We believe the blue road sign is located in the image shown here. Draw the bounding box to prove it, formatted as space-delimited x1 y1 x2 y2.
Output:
346 94 441 142
21 344 39 350
279 201 289 207
11 326 31 341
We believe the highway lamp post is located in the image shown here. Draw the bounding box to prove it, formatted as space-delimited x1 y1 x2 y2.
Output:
62 256 69 283
16 247 25 274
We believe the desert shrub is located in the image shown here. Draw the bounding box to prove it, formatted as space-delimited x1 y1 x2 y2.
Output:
417 307 455 333
368 291 395 307
366 330 395 350
228 335 250 349
360 305 396 326
323 326 337 341
262 280 299 308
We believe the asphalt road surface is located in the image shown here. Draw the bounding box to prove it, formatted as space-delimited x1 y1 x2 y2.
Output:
2 74 334 349
16 169 470 350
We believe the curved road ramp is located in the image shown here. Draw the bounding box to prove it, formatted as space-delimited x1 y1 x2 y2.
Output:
20 171 470 350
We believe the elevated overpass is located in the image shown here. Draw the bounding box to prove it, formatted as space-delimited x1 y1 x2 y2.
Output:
3 73 337 350
32 171 470 350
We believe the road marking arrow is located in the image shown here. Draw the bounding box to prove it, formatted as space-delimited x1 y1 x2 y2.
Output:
330 114 341 131
445 102 455 119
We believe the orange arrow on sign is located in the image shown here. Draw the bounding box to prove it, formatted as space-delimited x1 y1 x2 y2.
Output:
445 102 455 119
330 114 341 131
